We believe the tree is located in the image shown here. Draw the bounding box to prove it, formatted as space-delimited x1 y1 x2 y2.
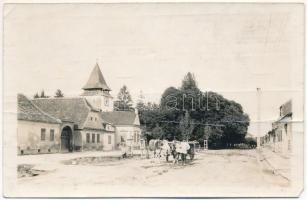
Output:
137 72 250 148
144 72 250 148
181 72 198 91
179 111 195 140
245 137 257 148
33 92 40 98
40 90 49 98
151 124 164 139
55 89 64 98
160 87 180 110
136 90 146 112
114 85 133 111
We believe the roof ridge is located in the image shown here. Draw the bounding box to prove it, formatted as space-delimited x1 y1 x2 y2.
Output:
19 94 62 124
33 97 83 100
82 98 101 112
79 98 94 129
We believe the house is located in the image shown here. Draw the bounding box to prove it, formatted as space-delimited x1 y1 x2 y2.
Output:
32 97 116 152
101 110 143 149
261 100 293 155
17 63 142 154
17 94 62 155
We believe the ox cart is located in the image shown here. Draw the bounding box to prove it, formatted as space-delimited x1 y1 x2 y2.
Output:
166 141 199 162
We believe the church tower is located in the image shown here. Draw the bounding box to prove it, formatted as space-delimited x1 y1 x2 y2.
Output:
81 63 113 111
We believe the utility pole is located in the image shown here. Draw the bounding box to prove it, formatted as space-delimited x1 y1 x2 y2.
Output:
256 88 261 149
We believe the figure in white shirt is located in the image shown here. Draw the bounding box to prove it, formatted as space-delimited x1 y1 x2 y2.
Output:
180 140 190 165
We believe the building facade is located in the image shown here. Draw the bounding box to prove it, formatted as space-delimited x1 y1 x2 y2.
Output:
17 94 62 155
261 100 293 156
101 110 142 149
17 63 142 155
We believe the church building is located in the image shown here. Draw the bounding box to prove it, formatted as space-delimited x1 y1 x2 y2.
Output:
17 63 142 155
81 63 113 112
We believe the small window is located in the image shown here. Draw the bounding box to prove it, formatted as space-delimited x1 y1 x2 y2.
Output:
41 128 46 141
108 135 111 144
50 129 55 141
92 133 95 143
90 117 93 121
105 99 109 106
95 117 97 121
134 132 137 143
97 134 100 143
86 133 90 143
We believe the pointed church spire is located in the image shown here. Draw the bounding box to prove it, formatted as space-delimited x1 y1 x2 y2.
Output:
83 63 111 91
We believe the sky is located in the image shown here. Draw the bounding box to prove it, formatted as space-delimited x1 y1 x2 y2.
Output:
4 3 304 136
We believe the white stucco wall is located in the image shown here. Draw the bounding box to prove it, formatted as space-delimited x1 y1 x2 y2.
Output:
115 126 141 148
17 120 61 154
81 130 115 151
84 95 113 112
102 133 115 151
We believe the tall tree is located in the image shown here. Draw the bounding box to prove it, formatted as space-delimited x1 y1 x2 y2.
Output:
55 89 64 98
158 73 250 148
136 90 146 112
138 72 250 148
33 92 40 99
181 72 198 91
179 110 195 141
114 85 133 111
40 90 49 98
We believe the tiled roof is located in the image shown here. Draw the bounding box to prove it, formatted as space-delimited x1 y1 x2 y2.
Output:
101 111 138 126
83 63 111 91
32 97 92 129
279 100 292 117
17 94 61 124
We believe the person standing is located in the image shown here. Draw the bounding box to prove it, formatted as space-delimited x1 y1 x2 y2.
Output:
161 140 171 162
181 140 190 165
120 143 127 158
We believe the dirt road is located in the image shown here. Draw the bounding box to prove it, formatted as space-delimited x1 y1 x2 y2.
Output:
14 149 295 197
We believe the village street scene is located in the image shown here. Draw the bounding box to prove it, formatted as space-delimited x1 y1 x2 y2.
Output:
3 3 304 198
15 63 302 197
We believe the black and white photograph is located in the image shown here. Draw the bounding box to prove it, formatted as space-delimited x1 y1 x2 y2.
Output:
2 1 305 198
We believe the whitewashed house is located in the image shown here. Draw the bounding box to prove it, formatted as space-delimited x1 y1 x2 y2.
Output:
17 94 62 155
17 63 142 154
101 110 142 149
261 100 293 156
32 97 116 152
